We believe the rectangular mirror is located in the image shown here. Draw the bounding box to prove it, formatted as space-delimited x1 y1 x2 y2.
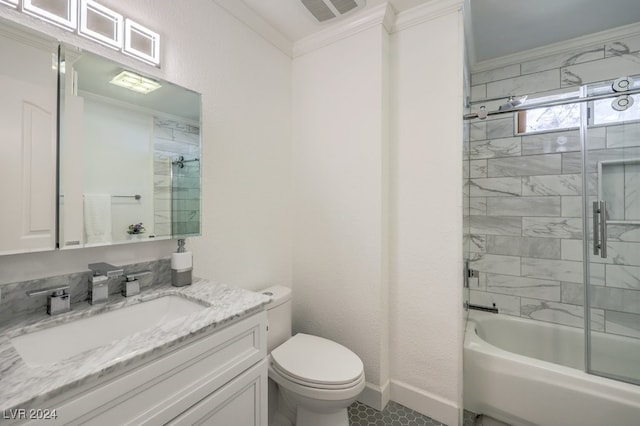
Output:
0 23 58 255
58 45 201 249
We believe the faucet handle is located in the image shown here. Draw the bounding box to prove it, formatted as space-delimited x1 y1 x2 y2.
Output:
124 270 152 281
26 285 71 315
122 270 150 297
26 285 70 297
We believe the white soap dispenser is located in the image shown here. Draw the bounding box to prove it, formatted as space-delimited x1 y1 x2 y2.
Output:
171 239 192 287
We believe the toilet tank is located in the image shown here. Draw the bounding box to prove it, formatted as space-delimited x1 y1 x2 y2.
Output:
261 285 292 352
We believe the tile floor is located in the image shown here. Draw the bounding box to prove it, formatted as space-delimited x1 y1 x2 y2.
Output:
348 400 445 426
463 410 477 426
347 403 512 426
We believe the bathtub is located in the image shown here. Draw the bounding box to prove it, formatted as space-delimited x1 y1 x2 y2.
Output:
464 310 640 426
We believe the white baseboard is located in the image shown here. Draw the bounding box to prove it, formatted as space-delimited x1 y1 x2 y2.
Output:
390 379 459 426
357 380 390 411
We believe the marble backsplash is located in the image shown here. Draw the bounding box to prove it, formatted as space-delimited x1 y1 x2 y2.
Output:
0 259 171 325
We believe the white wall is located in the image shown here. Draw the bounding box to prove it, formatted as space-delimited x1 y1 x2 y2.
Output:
0 0 292 289
292 22 390 401
83 99 154 242
389 8 464 426
291 3 465 423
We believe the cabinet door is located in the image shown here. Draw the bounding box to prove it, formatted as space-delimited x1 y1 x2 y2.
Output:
169 359 268 426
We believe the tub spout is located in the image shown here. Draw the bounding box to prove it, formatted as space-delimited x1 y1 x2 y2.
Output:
465 302 498 314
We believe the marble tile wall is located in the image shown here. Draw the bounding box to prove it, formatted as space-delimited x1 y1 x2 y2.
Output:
466 33 640 340
172 161 201 236
153 118 201 237
0 259 171 325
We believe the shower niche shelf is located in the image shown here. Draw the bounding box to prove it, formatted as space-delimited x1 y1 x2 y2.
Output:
598 158 640 226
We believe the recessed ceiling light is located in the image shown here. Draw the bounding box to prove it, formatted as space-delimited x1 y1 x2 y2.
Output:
109 70 161 94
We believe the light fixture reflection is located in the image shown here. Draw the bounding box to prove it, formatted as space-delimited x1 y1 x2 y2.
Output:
109 70 161 94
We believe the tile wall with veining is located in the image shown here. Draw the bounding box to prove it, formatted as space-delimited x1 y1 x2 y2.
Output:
466 32 640 339
153 118 201 237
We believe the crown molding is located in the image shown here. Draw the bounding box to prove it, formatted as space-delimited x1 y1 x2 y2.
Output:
471 21 640 73
381 3 396 33
293 3 395 58
211 0 466 59
212 0 293 58
391 0 462 34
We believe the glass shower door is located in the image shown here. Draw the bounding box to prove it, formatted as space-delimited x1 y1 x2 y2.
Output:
171 156 201 237
585 76 640 385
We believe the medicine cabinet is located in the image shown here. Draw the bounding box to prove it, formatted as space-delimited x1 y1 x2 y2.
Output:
0 17 202 255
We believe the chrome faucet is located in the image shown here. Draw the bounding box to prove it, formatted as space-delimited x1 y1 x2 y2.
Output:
26 285 71 315
88 262 124 278
88 262 124 305
122 270 151 297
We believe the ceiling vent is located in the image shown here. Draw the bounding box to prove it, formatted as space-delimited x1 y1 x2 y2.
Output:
300 0 366 22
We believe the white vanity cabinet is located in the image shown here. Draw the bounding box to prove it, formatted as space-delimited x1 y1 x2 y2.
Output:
26 311 268 426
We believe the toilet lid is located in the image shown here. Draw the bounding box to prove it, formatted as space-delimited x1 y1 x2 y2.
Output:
271 333 364 386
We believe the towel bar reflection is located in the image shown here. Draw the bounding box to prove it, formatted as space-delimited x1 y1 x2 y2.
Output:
172 156 199 168
113 195 142 200
59 194 142 200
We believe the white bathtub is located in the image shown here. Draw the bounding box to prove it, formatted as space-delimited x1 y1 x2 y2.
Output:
464 310 640 426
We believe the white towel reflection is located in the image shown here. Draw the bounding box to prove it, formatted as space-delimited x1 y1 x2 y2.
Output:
84 194 112 244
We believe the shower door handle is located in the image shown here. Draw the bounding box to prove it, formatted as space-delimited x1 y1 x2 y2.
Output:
599 201 607 258
593 201 599 256
593 201 607 258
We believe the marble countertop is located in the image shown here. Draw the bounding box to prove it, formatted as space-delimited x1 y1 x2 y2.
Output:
0 278 270 413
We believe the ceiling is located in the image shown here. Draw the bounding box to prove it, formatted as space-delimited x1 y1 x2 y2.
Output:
236 0 427 41
216 0 640 66
73 50 201 122
467 0 640 64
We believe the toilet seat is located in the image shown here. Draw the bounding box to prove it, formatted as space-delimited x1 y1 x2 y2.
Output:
271 333 364 389
269 361 366 402
271 361 365 390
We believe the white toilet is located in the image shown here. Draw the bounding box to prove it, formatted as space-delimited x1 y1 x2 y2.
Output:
262 285 365 426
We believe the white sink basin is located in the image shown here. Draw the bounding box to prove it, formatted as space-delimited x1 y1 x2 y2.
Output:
11 295 205 367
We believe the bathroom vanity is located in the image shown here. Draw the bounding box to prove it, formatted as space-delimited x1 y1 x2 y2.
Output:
0 279 269 425
0 8 265 426
0 10 266 425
